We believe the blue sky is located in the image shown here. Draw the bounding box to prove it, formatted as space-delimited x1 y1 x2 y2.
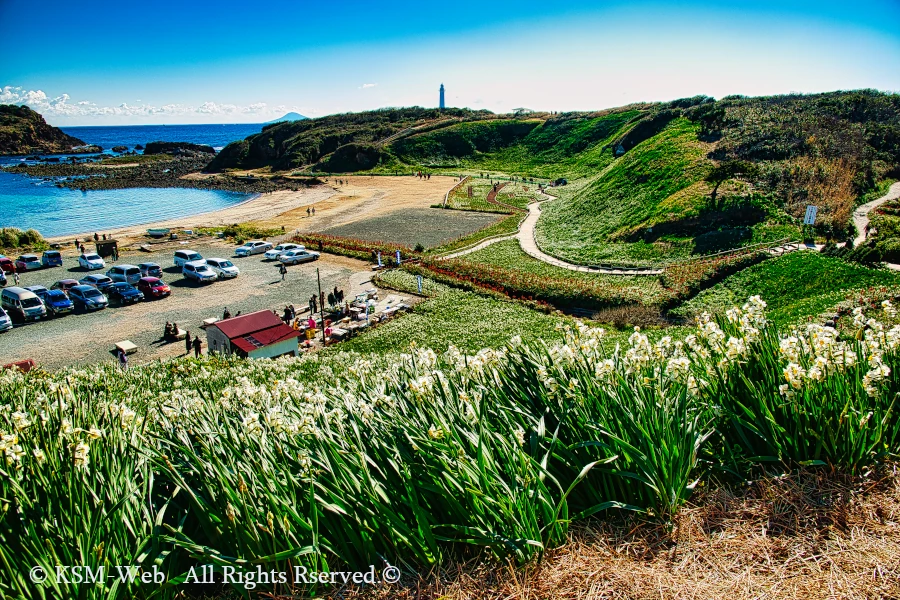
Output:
1 0 898 125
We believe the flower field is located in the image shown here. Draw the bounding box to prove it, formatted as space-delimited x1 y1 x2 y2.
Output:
1 298 899 598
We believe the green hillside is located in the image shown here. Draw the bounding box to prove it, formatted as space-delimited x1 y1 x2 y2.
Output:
670 251 900 323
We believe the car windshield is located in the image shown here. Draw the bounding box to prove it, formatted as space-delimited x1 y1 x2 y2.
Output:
219 261 233 268
48 290 66 300
45 252 60 257
22 256 38 262
97 277 111 283
21 297 42 308
85 254 101 261
84 289 103 298
197 266 212 273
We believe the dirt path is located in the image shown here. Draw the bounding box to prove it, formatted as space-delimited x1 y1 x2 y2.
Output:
517 194 664 275
853 181 900 247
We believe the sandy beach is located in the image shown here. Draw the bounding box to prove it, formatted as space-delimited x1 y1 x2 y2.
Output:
46 175 458 247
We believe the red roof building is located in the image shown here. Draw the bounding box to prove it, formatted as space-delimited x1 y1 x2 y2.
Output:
206 310 301 359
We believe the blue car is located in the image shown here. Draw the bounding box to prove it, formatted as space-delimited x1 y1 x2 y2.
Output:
26 286 74 317
68 285 108 312
107 282 144 306
41 250 63 267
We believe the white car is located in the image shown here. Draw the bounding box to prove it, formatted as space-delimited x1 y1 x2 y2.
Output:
78 253 106 270
174 250 203 267
279 249 320 265
182 260 217 283
264 243 302 260
235 240 273 257
0 307 12 333
204 257 240 279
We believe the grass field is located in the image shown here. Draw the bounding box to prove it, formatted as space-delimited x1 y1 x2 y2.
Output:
464 239 670 302
320 207 502 249
670 251 900 323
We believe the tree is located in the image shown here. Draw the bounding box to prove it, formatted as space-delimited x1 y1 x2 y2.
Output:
705 160 755 210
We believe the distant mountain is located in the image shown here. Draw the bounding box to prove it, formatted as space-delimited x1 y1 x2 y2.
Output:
266 112 308 124
0 104 86 155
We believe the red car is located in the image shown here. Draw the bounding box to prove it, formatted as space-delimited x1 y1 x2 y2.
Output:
50 279 81 296
137 277 171 299
0 257 14 274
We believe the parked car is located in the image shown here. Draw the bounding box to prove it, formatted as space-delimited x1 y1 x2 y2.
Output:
173 250 203 267
79 274 115 291
235 240 272 256
107 282 144 305
15 254 41 272
182 260 217 283
0 256 15 274
107 264 142 284
279 249 320 265
264 243 302 260
68 285 108 312
138 262 163 278
50 279 81 295
136 277 171 299
27 286 74 317
0 271 6 287
0 307 11 332
204 257 240 279
78 253 106 270
1 287 47 322
41 250 63 267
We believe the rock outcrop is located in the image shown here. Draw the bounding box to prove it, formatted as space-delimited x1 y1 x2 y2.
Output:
0 104 86 155
143 141 216 156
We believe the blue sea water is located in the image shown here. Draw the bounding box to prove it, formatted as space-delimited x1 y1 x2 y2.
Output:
0 123 264 238
60 122 264 151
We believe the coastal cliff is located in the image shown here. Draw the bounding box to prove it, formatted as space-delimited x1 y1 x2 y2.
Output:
0 104 86 155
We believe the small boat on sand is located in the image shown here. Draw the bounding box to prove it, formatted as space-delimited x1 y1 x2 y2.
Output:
147 228 171 238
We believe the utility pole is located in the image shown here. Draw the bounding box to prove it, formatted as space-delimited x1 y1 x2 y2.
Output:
316 267 326 345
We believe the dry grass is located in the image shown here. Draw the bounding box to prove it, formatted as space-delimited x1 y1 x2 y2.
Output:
305 467 900 600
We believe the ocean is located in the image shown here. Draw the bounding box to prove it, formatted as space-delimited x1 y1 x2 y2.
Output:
0 123 264 238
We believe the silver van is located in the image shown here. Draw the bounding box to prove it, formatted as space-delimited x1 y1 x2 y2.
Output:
107 264 142 284
1 286 47 322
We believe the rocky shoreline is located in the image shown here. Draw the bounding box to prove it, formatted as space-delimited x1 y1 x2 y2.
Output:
3 155 322 194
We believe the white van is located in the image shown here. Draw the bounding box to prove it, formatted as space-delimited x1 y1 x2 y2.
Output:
1 286 47 322
174 250 203 267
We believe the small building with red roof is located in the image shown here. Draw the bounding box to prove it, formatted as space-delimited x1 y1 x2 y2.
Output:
206 310 301 359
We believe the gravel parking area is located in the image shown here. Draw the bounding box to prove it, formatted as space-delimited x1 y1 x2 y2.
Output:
0 241 371 370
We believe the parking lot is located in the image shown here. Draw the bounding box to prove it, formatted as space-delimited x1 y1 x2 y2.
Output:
0 240 372 370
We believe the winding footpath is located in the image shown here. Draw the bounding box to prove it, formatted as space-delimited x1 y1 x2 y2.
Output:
853 181 900 247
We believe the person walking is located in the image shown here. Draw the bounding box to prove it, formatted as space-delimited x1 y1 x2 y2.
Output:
223 307 231 320
279 263 287 281
184 331 192 355
193 336 202 358
12 271 19 286
117 348 128 370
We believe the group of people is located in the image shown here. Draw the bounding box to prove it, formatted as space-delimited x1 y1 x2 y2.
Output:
416 171 431 180
305 206 317 217
308 286 345 315
162 321 203 357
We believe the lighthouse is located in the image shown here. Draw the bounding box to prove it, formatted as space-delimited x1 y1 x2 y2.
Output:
439 84 445 110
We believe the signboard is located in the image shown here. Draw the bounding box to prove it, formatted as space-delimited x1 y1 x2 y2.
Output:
395 250 401 266
416 275 423 294
803 205 818 226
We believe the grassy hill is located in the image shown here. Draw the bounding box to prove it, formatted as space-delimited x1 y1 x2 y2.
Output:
670 251 900 324
207 91 900 264
0 104 86 155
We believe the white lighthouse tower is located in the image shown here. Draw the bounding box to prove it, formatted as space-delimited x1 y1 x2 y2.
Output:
439 84 445 110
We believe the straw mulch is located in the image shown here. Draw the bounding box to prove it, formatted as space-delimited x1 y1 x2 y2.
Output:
319 467 900 600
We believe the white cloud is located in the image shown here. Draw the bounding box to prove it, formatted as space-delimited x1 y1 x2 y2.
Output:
360 83 377 89
0 85 298 122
